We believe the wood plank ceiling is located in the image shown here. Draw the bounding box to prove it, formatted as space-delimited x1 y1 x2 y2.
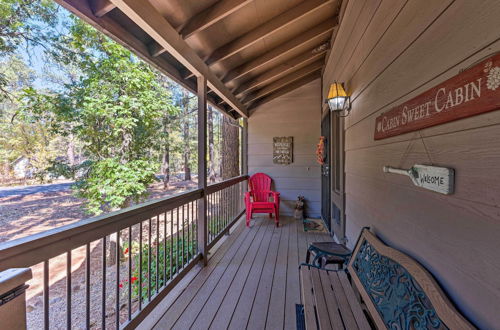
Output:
56 0 341 118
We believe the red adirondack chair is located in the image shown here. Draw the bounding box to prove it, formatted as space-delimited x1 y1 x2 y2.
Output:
245 173 280 227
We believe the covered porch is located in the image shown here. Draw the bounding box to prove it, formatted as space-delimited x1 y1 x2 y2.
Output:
0 0 499 329
147 216 330 330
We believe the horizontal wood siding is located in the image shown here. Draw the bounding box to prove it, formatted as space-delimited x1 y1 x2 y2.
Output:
323 0 500 328
249 80 321 217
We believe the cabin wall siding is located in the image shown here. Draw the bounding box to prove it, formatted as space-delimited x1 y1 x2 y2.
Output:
248 79 321 217
323 0 500 328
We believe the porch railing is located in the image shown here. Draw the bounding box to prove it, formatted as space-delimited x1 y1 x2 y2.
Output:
0 175 248 330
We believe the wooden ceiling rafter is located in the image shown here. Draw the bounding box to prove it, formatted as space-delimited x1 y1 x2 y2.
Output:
147 0 254 58
205 0 334 66
242 59 324 104
220 18 337 85
58 0 341 117
233 45 328 97
89 0 115 17
248 71 321 112
180 0 254 39
110 0 248 117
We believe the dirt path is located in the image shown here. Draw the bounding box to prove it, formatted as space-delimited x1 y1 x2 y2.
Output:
0 180 197 244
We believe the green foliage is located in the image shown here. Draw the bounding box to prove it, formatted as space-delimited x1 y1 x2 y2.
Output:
74 158 158 214
0 0 59 100
122 228 197 302
43 19 179 213
0 3 232 215
0 61 65 180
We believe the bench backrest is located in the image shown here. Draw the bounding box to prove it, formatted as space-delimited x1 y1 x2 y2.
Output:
347 228 474 330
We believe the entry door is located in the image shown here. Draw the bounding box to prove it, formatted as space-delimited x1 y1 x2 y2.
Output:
320 110 331 231
331 112 346 243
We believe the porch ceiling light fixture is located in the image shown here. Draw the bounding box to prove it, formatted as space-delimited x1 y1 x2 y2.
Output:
326 82 351 116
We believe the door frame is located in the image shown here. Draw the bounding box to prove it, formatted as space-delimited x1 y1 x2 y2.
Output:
330 110 346 244
320 108 331 231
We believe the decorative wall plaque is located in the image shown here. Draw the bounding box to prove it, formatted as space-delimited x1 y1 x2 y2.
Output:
273 137 293 165
374 53 500 140
383 165 454 195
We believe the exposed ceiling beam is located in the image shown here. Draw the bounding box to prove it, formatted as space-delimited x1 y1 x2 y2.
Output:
89 0 115 17
205 0 334 66
148 42 166 58
221 18 336 84
148 0 253 58
249 71 321 112
242 60 324 104
234 45 327 97
180 0 253 39
110 0 248 117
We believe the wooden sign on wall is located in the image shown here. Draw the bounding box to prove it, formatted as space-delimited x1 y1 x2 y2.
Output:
374 53 500 140
383 165 454 195
273 137 293 165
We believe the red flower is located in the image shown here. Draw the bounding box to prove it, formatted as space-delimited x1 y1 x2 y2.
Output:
124 248 129 254
119 283 123 288
131 277 138 284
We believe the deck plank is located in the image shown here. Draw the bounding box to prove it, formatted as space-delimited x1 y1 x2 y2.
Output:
284 218 300 330
211 217 274 329
191 216 269 329
265 218 290 329
246 219 283 329
227 220 277 329
153 220 247 329
153 216 332 330
171 220 264 329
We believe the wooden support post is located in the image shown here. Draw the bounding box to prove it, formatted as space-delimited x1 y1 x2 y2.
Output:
0 268 32 330
242 118 248 175
197 75 208 266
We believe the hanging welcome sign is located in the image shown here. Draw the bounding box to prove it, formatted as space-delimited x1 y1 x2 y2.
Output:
374 53 500 140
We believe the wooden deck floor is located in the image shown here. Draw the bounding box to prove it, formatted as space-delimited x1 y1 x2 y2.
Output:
152 215 332 330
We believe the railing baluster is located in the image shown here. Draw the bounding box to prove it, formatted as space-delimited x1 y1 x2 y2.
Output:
148 218 152 302
44 260 49 330
170 210 173 280
214 192 218 238
156 215 159 294
0 186 222 330
116 231 120 329
215 192 218 237
67 250 72 329
192 200 195 256
139 222 143 310
163 212 167 285
187 202 190 262
86 243 91 329
176 207 180 274
102 237 106 330
182 204 185 267
222 189 226 229
128 227 132 321
221 189 224 230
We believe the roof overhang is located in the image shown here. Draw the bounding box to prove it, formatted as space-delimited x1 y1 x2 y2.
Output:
55 0 341 118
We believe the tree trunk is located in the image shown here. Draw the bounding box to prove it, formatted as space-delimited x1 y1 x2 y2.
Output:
182 90 191 181
208 106 216 183
161 122 170 189
67 134 75 166
221 116 240 180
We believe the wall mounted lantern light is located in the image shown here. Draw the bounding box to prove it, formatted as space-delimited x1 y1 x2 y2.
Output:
326 82 351 116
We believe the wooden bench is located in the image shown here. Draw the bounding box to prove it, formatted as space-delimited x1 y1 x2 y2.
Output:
299 228 475 329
